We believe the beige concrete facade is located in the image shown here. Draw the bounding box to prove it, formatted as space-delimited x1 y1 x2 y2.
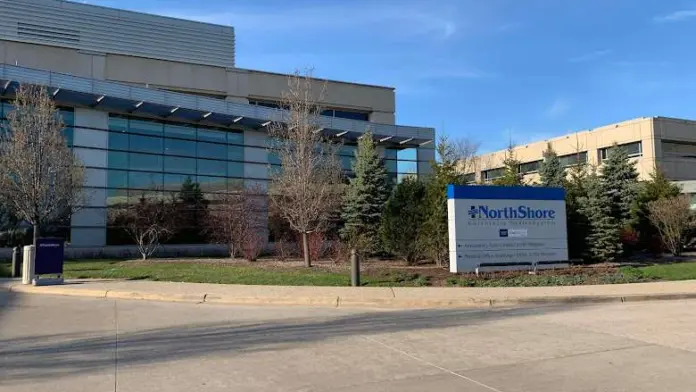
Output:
471 116 696 183
0 40 396 125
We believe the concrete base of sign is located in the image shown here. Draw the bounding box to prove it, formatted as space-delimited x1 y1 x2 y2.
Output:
33 275 64 286
534 262 570 272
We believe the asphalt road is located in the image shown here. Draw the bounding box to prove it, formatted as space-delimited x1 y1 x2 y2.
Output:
2 292 696 392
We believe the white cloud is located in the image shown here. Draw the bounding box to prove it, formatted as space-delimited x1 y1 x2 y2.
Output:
653 10 696 23
545 98 570 118
568 49 612 63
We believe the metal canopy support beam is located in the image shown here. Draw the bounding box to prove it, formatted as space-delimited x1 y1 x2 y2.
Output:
336 131 348 137
169 106 180 114
52 88 61 97
419 140 433 146
260 120 272 127
91 94 106 108
400 138 414 145
313 127 324 134
379 136 394 143
233 116 243 123
202 111 213 119
129 101 144 113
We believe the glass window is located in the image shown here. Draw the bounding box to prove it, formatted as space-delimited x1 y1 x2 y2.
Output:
163 174 191 191
227 162 244 178
385 159 398 173
130 119 163 136
464 173 476 183
197 159 227 176
268 151 282 165
226 178 244 189
228 145 244 161
129 135 163 154
108 151 129 170
397 148 418 161
164 138 196 157
197 176 227 193
197 141 227 160
197 128 227 143
483 168 505 181
106 189 128 206
109 132 128 151
397 161 418 174
269 164 282 177
164 156 196 175
559 152 588 167
227 131 244 145
128 171 163 190
129 153 162 171
599 142 642 161
519 160 541 174
384 148 398 160
333 110 369 121
164 124 196 140
63 127 74 147
339 145 357 157
108 117 128 132
107 170 128 189
340 156 354 170
60 110 74 125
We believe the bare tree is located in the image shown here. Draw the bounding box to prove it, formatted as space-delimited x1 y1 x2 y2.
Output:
444 135 480 175
268 70 343 267
207 184 267 260
109 191 175 260
0 84 85 246
648 195 695 256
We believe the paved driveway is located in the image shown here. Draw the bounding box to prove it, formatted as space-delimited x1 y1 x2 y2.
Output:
2 292 696 391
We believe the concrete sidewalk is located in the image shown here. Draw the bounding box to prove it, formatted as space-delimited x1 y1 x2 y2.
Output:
3 278 696 308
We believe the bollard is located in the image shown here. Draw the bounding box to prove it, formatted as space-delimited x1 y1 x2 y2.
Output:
22 245 35 285
11 246 22 278
350 248 360 287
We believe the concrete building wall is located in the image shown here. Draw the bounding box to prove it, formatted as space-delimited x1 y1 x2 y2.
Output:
0 39 397 124
474 117 659 183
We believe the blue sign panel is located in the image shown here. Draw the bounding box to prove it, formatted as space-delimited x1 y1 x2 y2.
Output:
35 238 65 275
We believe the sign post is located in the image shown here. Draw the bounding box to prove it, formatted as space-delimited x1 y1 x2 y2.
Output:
448 185 568 273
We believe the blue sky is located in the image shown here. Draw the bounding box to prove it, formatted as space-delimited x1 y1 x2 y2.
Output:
87 0 696 152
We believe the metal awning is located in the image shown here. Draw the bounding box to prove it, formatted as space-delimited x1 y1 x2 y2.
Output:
0 64 434 148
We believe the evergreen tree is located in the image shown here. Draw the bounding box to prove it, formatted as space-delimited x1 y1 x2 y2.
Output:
380 177 426 264
493 144 523 186
580 171 622 262
600 144 639 227
340 131 390 253
632 168 682 252
173 177 209 243
565 160 589 260
539 143 564 187
419 136 468 266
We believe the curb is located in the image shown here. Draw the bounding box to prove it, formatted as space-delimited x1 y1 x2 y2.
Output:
6 283 696 309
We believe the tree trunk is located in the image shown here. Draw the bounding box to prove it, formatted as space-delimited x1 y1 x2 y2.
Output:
32 223 40 247
302 232 311 267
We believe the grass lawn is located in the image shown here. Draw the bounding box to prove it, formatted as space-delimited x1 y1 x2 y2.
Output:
3 259 696 287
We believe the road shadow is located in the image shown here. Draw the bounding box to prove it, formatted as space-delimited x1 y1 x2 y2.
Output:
0 303 578 384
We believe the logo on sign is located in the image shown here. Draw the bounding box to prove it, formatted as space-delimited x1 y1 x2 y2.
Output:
468 205 556 220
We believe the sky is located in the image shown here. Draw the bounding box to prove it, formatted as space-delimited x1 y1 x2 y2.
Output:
86 0 696 152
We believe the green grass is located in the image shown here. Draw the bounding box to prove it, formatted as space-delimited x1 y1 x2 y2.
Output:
4 260 696 287
62 260 353 286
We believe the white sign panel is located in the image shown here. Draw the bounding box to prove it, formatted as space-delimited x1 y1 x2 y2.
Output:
447 185 568 273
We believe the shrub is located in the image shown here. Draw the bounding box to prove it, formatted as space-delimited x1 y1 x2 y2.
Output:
307 231 327 261
273 238 297 261
241 230 265 262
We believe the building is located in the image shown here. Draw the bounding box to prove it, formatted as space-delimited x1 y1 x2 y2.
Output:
471 117 696 188
0 0 435 248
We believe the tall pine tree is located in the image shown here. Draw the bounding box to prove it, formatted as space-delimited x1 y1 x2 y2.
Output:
539 143 564 187
380 177 426 264
565 158 589 259
493 144 523 186
173 177 209 244
340 131 390 253
601 144 639 227
419 136 468 267
580 171 622 262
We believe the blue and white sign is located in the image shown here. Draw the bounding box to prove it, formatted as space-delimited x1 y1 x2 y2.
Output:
448 185 568 273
